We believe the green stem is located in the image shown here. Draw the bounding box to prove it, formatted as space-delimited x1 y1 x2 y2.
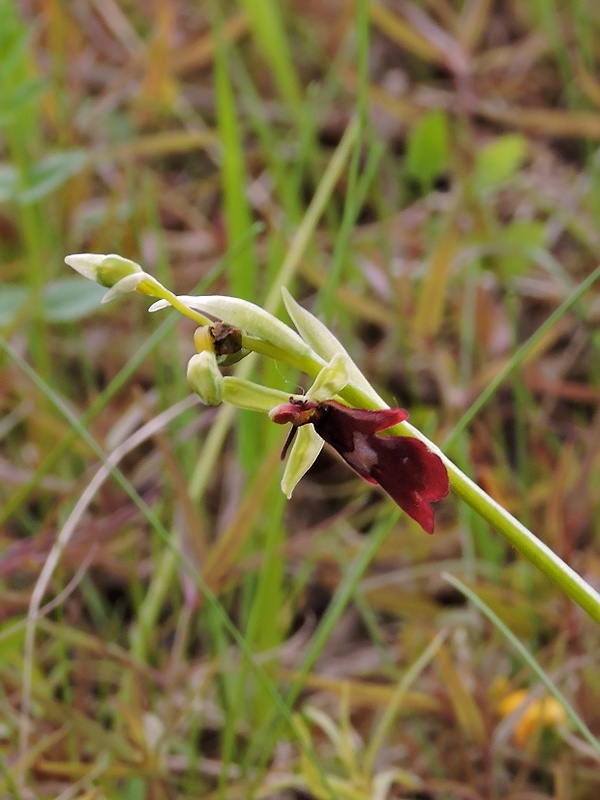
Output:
139 278 214 327
439 446 600 625
281 343 600 627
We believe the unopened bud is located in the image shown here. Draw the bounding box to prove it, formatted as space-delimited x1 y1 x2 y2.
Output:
65 253 143 288
187 351 223 406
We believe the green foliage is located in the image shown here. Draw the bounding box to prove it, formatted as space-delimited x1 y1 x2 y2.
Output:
498 219 546 277
3 0 600 797
0 285 28 325
237 0 303 114
43 278 108 322
405 110 450 192
474 134 528 190
0 0 45 130
0 279 106 325
120 777 147 800
0 151 88 204
20 151 88 204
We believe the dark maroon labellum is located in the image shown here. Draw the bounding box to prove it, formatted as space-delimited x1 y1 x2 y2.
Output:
271 398 449 534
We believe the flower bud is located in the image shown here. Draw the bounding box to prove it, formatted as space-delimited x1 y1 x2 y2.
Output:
65 253 143 288
187 351 223 406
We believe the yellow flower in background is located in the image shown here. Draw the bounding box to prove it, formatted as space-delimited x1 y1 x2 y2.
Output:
498 689 567 746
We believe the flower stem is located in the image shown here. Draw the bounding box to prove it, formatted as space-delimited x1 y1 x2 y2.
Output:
441 447 600 624
138 278 214 326
287 351 600 626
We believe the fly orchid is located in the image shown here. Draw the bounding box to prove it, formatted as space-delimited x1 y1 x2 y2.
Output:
66 253 449 533
64 248 600 621
270 396 449 534
265 354 448 534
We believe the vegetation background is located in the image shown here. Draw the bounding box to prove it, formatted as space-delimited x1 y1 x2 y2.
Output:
2 0 600 797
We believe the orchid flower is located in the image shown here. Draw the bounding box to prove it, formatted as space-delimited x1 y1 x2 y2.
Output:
64 252 600 621
66 252 449 534
269 365 449 534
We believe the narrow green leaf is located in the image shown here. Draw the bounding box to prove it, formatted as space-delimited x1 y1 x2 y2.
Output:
214 29 257 300
237 0 302 114
214 25 259 466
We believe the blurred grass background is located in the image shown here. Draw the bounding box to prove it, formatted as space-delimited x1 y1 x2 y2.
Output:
2 0 600 797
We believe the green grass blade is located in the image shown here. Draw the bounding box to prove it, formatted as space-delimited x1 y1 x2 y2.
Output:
445 573 600 759
237 0 302 115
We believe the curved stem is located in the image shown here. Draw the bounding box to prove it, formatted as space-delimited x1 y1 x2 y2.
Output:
150 261 600 625
439 441 600 625
287 350 600 625
138 278 214 326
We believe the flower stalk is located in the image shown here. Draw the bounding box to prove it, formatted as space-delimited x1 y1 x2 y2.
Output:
65 253 600 624
301 367 600 626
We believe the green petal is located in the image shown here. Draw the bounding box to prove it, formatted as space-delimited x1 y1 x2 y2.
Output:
281 425 324 498
306 354 348 401
97 254 143 286
282 287 385 404
101 273 147 303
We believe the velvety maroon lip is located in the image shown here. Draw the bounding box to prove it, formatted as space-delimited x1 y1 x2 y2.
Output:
270 398 449 534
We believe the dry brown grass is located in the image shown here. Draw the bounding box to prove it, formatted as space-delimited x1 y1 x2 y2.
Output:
2 1 600 797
